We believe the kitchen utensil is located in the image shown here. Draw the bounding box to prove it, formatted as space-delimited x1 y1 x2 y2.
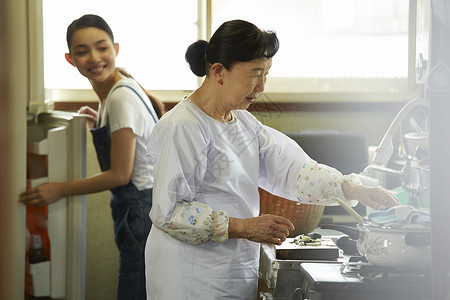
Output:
275 237 339 260
321 197 431 270
371 97 429 165
409 117 425 133
321 222 431 270
404 131 429 158
335 235 359 255
332 196 364 223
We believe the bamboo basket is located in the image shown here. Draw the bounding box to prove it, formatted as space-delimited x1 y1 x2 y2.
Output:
259 188 324 237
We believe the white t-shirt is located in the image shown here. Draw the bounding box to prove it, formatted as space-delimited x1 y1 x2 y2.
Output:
98 77 157 190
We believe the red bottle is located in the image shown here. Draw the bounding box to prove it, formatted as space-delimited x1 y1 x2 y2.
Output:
28 234 47 264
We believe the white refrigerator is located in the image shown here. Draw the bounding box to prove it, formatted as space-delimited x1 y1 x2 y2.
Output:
26 110 87 300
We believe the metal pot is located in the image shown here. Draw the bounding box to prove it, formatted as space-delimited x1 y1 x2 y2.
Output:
357 223 430 270
321 198 431 270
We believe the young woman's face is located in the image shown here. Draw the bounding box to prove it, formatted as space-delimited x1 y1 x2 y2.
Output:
221 57 272 110
65 27 119 84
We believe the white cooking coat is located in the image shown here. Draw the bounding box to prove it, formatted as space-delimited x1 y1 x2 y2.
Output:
145 99 311 299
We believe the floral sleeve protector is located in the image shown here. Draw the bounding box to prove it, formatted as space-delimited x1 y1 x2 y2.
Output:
164 200 229 245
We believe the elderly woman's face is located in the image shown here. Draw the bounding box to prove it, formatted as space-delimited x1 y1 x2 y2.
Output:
222 57 272 110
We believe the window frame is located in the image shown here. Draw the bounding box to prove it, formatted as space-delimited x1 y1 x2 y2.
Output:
44 0 420 105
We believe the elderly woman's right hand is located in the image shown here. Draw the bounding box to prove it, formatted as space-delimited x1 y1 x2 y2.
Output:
228 214 295 245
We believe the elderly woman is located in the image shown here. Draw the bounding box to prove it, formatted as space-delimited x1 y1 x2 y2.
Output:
144 19 398 299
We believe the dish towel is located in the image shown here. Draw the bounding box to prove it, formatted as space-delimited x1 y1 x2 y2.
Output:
367 205 430 228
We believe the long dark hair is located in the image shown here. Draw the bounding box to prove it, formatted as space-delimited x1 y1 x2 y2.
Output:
117 68 165 118
185 19 279 77
66 14 114 51
66 14 164 118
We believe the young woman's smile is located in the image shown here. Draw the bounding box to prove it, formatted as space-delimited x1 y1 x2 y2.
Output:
89 65 106 74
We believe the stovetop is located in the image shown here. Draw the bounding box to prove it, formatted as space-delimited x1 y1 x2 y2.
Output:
340 255 431 282
300 259 432 300
259 239 434 300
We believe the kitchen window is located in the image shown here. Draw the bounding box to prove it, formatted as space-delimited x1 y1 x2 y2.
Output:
42 0 415 102
42 0 199 93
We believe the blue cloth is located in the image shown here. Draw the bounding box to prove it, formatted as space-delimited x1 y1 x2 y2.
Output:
367 205 430 228
111 183 152 300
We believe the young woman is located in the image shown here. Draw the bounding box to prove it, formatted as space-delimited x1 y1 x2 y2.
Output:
19 14 162 300
144 19 399 299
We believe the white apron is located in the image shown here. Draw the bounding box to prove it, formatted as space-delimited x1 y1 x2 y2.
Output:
145 100 309 299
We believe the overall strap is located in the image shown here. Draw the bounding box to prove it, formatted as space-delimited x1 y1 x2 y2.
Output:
112 84 158 123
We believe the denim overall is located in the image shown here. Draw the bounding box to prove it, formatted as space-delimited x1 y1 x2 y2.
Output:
91 85 157 300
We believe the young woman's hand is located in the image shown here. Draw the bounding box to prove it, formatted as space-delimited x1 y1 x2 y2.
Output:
18 182 65 208
229 214 295 245
77 105 97 129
